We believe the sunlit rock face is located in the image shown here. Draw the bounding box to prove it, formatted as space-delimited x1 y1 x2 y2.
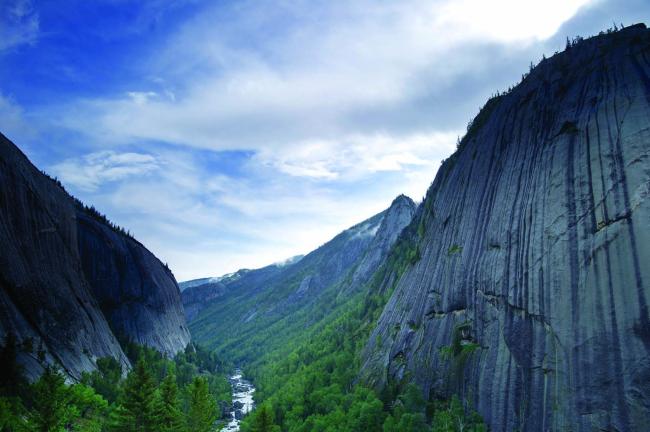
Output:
0 133 190 380
362 24 650 432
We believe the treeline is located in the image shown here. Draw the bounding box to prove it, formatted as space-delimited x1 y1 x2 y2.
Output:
0 335 231 431
237 291 485 432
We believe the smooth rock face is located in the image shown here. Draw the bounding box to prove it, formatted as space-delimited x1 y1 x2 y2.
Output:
362 25 650 432
0 134 190 380
77 213 191 356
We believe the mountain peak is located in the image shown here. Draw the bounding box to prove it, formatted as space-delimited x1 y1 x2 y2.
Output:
390 194 415 208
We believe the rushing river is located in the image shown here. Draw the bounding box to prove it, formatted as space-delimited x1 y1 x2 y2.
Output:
221 369 255 431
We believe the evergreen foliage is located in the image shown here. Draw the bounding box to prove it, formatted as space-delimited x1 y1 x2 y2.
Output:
251 404 277 432
228 209 485 432
186 377 218 432
0 339 230 432
158 373 184 432
111 359 161 432
81 357 122 404
28 367 71 432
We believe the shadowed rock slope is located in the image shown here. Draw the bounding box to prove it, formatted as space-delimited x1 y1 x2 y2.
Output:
361 24 650 432
0 133 190 380
185 195 416 365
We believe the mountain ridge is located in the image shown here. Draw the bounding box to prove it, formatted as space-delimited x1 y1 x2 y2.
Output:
185 194 416 366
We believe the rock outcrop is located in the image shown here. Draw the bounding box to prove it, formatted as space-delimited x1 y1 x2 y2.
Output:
0 133 191 380
362 24 650 431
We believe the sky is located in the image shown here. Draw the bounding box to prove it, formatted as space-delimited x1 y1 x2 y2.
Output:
1 0 648 281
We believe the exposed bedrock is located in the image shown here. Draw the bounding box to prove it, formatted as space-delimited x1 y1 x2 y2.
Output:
0 133 190 380
362 24 650 432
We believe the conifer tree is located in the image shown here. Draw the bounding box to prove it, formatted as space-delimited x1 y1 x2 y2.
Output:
158 372 183 432
111 358 161 432
28 366 71 432
186 377 217 432
251 405 274 432
0 395 28 432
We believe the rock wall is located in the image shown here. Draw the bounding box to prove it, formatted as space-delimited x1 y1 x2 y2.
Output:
0 133 190 380
362 24 650 432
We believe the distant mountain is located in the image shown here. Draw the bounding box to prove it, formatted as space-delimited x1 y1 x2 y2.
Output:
184 195 416 364
361 23 650 431
178 255 304 294
0 133 191 380
181 266 283 322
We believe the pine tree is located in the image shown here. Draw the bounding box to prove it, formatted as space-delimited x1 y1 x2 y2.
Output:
158 372 183 432
251 405 274 432
186 377 217 432
68 383 109 431
0 395 28 431
28 366 71 432
111 358 161 432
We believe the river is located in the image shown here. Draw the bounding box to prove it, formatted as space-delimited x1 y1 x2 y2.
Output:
221 369 255 431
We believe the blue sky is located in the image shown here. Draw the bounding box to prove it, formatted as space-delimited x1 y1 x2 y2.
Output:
1 0 648 281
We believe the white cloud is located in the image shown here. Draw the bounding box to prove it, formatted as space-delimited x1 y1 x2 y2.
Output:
254 131 458 181
38 0 597 280
54 142 442 281
0 93 33 141
56 0 594 162
0 0 39 51
52 151 161 192
437 0 593 42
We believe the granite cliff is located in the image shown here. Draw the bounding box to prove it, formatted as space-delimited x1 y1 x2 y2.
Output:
0 133 191 380
362 24 650 431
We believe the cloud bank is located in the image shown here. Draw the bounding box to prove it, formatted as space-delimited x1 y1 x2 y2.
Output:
5 0 645 280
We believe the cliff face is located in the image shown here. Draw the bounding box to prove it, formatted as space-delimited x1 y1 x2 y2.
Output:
76 213 191 357
0 133 190 380
186 195 416 364
362 25 650 432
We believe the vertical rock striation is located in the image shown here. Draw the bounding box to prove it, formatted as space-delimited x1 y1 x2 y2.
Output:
0 133 190 380
362 24 650 432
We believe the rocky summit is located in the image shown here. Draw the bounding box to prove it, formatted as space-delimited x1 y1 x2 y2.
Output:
361 23 650 432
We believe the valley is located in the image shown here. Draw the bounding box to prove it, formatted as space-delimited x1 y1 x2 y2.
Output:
181 24 650 432
1 18 649 432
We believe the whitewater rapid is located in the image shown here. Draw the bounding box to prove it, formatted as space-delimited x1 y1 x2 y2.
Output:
221 369 255 431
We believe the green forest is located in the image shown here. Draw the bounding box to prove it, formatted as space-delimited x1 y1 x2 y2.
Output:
237 291 486 432
0 240 487 432
0 336 231 432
